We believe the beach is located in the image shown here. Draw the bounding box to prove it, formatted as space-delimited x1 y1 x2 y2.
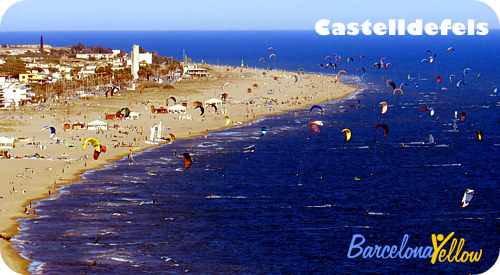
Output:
1 29 498 273
0 64 356 273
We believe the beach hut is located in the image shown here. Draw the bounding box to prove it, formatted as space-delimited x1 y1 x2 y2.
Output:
0 137 15 148
129 112 141 120
204 98 223 107
72 121 86 129
167 105 187 114
105 113 123 120
87 120 108 131
151 105 168 114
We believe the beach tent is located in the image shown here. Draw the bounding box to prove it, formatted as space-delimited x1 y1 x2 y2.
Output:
167 105 187 114
0 137 15 148
87 120 108 131
128 112 141 120
205 98 223 107
72 121 86 129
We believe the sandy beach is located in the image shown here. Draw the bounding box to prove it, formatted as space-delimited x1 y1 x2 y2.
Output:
0 64 356 273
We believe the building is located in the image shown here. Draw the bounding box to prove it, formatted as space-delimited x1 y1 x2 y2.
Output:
130 45 153 79
76 53 115 60
138 52 152 64
0 74 11 83
72 122 86 129
58 55 86 66
204 98 223 107
183 64 209 78
167 105 187 114
128 112 140 120
40 35 44 54
80 65 98 76
151 105 168 114
19 73 45 84
0 44 62 56
105 113 125 120
87 120 108 131
0 82 34 109
131 45 140 79
0 137 15 149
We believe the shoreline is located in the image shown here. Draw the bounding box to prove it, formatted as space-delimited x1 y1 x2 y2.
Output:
0 64 358 273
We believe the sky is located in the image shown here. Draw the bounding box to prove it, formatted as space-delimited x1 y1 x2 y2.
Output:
0 0 499 31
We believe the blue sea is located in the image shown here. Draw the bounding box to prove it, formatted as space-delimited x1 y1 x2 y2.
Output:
3 31 499 274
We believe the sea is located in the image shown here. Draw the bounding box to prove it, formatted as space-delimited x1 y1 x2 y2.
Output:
2 31 499 274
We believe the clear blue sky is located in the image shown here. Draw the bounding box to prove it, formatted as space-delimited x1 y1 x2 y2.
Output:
0 0 498 31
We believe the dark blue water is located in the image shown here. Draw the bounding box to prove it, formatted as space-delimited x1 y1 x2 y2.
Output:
4 31 499 274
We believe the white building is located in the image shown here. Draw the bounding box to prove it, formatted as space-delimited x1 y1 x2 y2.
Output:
131 45 140 79
0 137 15 148
128 112 141 120
167 105 187 114
78 65 98 76
204 98 223 107
87 120 108 131
183 64 209 78
76 53 114 60
139 52 152 64
2 49 29 55
0 82 34 109
0 75 8 83
130 45 153 79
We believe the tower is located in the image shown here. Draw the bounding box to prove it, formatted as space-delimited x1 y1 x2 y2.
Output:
40 35 44 54
131 45 139 79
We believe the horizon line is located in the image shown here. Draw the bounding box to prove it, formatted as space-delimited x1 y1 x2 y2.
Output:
1 28 500 32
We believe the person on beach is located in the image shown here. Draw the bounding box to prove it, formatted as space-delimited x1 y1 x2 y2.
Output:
128 148 137 165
